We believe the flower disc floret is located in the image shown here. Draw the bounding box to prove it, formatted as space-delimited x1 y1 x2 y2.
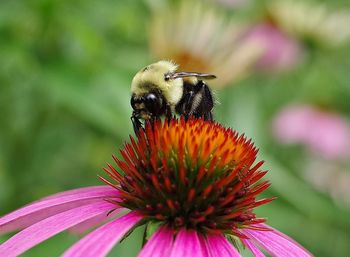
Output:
103 118 273 237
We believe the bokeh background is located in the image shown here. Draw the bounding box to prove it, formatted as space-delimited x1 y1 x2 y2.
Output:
1 0 350 256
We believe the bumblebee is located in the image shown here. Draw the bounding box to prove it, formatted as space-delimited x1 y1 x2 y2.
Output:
130 60 216 134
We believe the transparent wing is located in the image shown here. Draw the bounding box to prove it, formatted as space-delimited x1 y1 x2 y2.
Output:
171 72 216 80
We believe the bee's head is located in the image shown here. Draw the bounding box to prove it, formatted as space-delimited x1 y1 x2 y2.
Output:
130 60 183 120
130 91 166 120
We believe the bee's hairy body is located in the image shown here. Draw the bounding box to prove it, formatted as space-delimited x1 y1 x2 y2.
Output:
130 60 215 134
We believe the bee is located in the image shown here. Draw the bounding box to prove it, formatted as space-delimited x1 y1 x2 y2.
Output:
130 60 216 134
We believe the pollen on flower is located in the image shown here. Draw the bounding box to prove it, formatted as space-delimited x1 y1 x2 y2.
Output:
102 118 274 237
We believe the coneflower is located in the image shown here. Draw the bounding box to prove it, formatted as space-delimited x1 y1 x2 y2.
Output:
149 0 261 88
267 0 350 48
0 118 313 257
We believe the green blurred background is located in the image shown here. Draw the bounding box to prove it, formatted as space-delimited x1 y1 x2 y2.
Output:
1 0 350 256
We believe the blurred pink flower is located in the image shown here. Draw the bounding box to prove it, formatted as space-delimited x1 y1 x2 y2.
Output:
241 23 303 72
0 119 313 257
272 105 350 160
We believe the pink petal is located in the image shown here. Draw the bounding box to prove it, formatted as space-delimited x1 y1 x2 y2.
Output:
198 234 211 257
0 186 118 234
62 211 142 257
169 229 208 257
242 224 314 257
138 226 174 257
0 201 115 257
242 239 265 257
68 208 121 234
206 234 242 257
40 186 114 200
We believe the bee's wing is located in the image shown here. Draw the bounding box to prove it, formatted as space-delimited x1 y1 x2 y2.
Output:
172 72 216 80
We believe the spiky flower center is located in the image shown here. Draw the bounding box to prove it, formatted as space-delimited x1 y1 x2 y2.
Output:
103 118 273 236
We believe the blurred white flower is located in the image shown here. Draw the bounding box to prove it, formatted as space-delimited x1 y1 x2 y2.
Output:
148 0 262 88
272 104 350 160
268 0 350 47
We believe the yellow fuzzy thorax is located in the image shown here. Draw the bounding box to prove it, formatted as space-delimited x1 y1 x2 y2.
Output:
131 60 184 107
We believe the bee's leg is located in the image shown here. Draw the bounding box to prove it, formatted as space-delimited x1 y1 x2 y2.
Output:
177 91 195 120
203 82 214 121
131 113 143 136
165 104 173 123
192 81 214 121
184 91 196 120
204 111 213 121
149 116 158 132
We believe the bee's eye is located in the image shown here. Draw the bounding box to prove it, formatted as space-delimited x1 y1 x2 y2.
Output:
145 93 162 114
